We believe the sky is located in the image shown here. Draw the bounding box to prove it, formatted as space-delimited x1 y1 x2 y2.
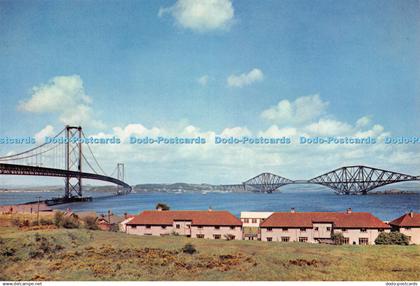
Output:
0 0 419 185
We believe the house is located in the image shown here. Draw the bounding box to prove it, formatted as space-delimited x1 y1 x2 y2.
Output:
97 212 124 231
260 208 390 245
389 211 420 244
126 209 242 240
240 212 273 240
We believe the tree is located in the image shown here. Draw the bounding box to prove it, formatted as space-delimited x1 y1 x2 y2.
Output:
375 232 410 245
155 203 170 211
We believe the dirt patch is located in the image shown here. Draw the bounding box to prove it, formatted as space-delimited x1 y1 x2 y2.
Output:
288 259 328 267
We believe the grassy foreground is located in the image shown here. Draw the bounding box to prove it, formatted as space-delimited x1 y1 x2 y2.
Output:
0 226 419 281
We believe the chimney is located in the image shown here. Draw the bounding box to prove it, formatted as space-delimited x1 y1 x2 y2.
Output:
124 212 128 219
290 208 295 213
157 206 163 211
208 206 213 212
409 210 414 218
346 208 352 214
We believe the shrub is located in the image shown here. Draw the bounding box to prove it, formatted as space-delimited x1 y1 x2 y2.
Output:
83 216 99 230
109 224 119 232
224 234 236 241
54 211 64 227
61 217 80 229
375 232 410 245
182 243 197 255
11 218 21 227
331 232 345 245
1 247 16 257
40 218 53 226
155 203 170 210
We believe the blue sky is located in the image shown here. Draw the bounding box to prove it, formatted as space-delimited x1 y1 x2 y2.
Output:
0 0 419 185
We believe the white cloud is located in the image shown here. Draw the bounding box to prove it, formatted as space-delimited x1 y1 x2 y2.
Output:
18 75 105 129
197 75 209 86
227 68 264 88
305 119 353 136
261 94 328 126
34 125 55 142
356 116 371 127
159 0 234 32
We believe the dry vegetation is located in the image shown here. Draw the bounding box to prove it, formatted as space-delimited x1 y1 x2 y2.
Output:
0 225 419 281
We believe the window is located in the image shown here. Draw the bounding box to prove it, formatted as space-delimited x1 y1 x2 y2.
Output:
196 234 204 239
326 227 331 231
252 218 257 223
266 237 272 242
407 236 411 242
378 229 384 232
244 218 249 223
282 228 288 231
145 225 151 229
361 228 367 232
314 227 319 231
359 238 369 245
267 227 273 232
197 226 203 229
213 234 221 239
176 224 180 229
215 226 220 230
161 226 167 229
130 225 136 228
230 226 236 230
229 235 235 240
281 236 290 242
299 237 308 242
342 228 347 232
405 227 411 230
342 237 349 245
300 228 306 232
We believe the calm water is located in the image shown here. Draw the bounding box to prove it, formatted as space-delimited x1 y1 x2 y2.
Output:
1 183 419 221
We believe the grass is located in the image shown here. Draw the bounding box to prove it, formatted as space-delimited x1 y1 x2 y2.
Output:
0 226 419 281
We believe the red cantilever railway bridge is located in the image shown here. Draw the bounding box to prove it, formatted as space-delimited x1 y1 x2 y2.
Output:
0 126 419 196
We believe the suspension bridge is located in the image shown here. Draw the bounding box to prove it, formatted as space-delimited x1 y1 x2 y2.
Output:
0 126 131 203
220 166 420 195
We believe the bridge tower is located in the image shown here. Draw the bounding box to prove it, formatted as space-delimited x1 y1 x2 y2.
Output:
64 126 83 198
116 163 125 194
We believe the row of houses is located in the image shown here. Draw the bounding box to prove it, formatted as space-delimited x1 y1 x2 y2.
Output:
121 208 420 245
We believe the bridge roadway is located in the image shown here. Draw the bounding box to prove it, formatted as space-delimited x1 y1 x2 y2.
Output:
0 163 131 190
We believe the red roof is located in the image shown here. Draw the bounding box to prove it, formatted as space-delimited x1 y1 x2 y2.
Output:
389 212 420 227
260 212 390 229
127 210 242 226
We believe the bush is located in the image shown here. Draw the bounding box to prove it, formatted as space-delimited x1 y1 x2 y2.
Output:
40 218 53 226
109 224 119 232
224 234 236 241
331 232 345 245
83 216 99 230
375 232 410 245
182 243 197 255
11 218 21 227
155 203 170 210
61 217 80 229
54 211 64 227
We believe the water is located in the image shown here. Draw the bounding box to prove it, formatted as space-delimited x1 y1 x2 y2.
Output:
1 183 419 221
